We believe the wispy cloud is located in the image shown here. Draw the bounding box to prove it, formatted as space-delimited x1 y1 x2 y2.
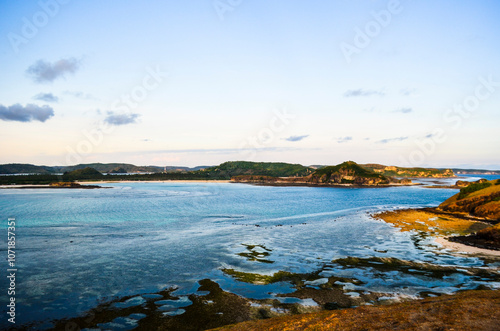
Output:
400 88 417 96
376 136 408 144
27 57 81 83
33 92 59 103
0 103 54 122
283 135 309 142
104 112 140 126
343 89 385 97
337 136 353 143
424 132 440 139
393 107 413 114
64 90 96 100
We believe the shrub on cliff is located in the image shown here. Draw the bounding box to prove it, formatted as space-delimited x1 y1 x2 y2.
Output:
457 182 492 200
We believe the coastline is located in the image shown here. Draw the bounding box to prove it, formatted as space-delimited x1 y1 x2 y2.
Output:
0 184 103 189
77 180 232 184
0 180 232 188
373 208 500 257
230 180 421 188
435 237 500 257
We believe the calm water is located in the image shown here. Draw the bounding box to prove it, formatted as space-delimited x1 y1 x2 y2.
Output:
0 180 499 329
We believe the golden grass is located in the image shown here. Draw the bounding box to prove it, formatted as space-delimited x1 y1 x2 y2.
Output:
372 209 487 236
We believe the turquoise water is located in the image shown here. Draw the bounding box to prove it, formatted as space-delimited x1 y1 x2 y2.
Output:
0 181 499 329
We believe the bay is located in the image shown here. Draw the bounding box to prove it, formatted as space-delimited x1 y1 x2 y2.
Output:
0 180 499 329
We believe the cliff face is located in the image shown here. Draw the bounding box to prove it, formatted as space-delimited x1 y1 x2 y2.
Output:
307 161 392 185
362 164 455 178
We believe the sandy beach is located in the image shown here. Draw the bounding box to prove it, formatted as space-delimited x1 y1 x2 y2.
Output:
435 237 500 257
373 208 500 257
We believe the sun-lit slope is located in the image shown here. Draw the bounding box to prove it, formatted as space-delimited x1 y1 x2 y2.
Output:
438 179 500 220
362 164 455 178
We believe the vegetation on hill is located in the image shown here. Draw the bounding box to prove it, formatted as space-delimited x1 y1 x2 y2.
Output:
457 181 493 200
308 161 393 185
109 167 128 174
63 167 104 180
58 163 164 174
361 164 455 178
0 162 210 175
0 163 54 174
438 179 500 220
199 161 314 179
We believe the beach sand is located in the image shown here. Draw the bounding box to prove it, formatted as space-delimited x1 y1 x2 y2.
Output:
435 237 500 257
373 208 499 257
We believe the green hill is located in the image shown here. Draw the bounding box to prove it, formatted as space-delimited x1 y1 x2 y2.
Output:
200 161 314 179
57 163 163 173
0 163 54 174
0 163 209 174
309 161 393 185
63 167 104 180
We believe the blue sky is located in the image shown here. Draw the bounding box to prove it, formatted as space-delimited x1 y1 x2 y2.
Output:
0 0 499 168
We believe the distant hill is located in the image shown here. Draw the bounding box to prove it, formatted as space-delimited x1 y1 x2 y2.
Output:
108 167 128 174
6 161 499 181
308 165 327 170
361 164 455 178
0 163 210 174
0 163 54 174
199 161 314 179
57 163 164 173
63 167 104 180
452 168 500 175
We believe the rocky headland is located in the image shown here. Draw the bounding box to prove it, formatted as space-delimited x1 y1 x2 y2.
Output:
232 161 414 187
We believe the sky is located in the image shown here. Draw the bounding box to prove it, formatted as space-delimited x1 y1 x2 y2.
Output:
0 0 499 169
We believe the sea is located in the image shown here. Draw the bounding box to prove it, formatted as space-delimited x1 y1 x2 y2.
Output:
0 174 499 329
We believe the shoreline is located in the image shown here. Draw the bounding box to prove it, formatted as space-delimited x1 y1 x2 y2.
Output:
230 180 422 188
373 208 500 257
435 237 500 257
78 180 232 184
0 180 232 188
0 184 104 189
